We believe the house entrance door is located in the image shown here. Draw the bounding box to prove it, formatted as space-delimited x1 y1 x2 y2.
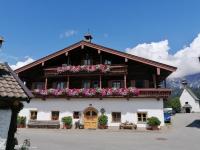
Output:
83 107 98 129
185 108 191 113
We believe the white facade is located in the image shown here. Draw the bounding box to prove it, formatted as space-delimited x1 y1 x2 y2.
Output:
19 98 164 128
0 109 11 150
180 89 200 112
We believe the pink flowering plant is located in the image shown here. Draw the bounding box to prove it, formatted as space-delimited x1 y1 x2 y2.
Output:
57 64 110 74
33 87 139 97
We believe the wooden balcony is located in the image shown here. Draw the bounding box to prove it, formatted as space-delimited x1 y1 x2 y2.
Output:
44 64 127 77
32 88 171 99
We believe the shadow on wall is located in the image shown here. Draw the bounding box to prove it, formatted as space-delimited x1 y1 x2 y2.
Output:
186 120 200 128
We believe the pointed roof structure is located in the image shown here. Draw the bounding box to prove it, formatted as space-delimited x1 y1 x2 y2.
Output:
15 40 177 74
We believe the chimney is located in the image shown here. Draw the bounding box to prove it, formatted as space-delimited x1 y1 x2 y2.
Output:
181 80 188 88
84 33 93 42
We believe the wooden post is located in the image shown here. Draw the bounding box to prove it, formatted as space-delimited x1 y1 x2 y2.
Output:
99 75 102 89
124 74 127 88
164 80 167 88
45 77 48 90
67 76 69 89
152 74 157 88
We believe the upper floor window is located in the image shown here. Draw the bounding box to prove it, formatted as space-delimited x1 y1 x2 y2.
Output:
82 53 92 65
112 81 121 88
135 80 144 88
73 111 80 119
52 82 66 89
32 82 44 90
92 81 99 88
82 80 91 88
104 59 111 65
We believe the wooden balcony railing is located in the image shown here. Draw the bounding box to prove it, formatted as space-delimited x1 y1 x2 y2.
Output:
44 64 127 77
32 88 171 99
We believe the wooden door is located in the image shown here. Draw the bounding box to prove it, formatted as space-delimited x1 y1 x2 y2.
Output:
84 107 98 129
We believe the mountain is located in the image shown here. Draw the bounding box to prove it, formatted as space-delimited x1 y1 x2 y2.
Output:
167 72 200 98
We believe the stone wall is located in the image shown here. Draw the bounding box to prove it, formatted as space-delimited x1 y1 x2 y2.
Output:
0 109 11 150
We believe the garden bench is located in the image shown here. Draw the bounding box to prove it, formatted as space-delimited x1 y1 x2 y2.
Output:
27 120 60 129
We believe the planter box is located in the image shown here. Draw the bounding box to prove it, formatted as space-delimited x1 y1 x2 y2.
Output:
98 125 108 129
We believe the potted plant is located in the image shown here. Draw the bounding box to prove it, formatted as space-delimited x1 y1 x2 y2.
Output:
62 116 72 129
98 115 108 129
17 116 26 128
147 116 161 130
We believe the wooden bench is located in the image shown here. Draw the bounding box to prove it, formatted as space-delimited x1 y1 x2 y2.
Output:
27 120 60 129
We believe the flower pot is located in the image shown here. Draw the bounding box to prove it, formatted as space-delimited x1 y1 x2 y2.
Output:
147 125 159 130
64 124 72 129
98 125 108 129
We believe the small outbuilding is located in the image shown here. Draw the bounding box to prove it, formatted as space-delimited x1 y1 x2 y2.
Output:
0 63 33 150
180 80 200 113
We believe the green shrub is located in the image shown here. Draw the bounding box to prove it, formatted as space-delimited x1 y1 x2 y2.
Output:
164 97 181 113
62 116 72 126
17 116 26 125
147 117 161 126
98 115 108 126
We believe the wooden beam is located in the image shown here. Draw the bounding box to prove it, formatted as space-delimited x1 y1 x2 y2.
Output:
152 74 157 88
81 44 84 49
42 62 45 66
157 67 160 75
99 75 102 89
65 52 68 56
67 76 69 88
124 74 127 88
125 58 128 62
98 50 101 54
45 77 48 90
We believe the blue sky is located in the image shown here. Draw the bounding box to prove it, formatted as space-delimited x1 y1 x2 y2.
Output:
0 0 200 77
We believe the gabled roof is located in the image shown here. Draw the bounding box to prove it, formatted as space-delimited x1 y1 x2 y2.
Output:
184 86 200 101
15 40 177 73
0 63 33 101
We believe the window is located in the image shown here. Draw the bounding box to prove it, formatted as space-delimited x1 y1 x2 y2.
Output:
104 59 111 65
82 53 92 65
82 80 90 88
135 80 144 88
185 102 188 104
52 82 66 89
137 112 147 123
112 112 121 122
92 81 99 88
30 111 37 120
51 111 59 120
32 82 44 90
112 81 121 88
73 111 80 119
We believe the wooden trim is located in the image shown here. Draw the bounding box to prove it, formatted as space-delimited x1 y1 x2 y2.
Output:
15 41 177 74
124 74 127 88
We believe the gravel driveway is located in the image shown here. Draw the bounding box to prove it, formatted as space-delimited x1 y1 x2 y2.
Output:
16 113 200 150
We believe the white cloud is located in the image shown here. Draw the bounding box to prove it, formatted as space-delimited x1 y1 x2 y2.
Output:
59 30 77 39
10 57 34 70
125 34 200 78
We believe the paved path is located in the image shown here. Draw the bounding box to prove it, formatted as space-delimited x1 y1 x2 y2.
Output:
16 113 200 150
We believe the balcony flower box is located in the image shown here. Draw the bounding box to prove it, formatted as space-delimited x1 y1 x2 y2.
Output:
33 88 140 97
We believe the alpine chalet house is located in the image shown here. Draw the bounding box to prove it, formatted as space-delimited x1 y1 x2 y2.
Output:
16 35 176 129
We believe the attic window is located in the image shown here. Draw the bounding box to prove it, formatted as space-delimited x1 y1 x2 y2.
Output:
185 102 188 104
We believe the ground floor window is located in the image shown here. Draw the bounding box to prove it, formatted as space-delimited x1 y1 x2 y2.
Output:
51 111 59 120
112 112 121 122
30 110 37 120
73 111 80 119
137 112 147 123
